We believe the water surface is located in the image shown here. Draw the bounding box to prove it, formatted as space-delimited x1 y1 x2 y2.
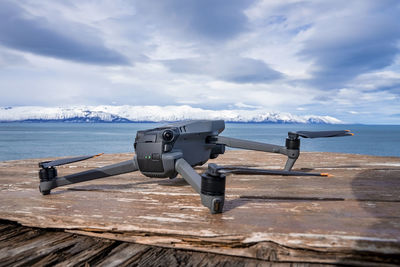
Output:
0 123 399 161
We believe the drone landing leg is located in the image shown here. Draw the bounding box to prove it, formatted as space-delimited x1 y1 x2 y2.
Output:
39 159 139 195
175 158 225 214
284 157 297 171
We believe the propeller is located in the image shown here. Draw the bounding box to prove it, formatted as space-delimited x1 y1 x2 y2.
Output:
39 153 104 168
221 168 331 177
289 130 354 139
206 164 332 177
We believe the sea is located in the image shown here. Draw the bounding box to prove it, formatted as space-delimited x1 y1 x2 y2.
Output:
0 122 399 162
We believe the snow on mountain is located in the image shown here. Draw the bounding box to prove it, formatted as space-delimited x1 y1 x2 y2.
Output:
0 105 342 124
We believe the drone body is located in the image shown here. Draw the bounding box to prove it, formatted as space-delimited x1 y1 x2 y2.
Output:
38 120 353 213
134 120 225 178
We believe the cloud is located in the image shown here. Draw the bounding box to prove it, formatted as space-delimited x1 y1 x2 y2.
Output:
0 0 399 123
0 49 28 67
233 102 262 109
299 1 400 88
348 71 400 95
0 1 129 65
162 56 282 83
135 0 255 41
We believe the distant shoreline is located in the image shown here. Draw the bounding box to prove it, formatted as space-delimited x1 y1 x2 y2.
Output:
0 120 352 124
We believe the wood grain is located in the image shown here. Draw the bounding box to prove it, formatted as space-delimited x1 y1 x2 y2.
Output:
1 220 277 267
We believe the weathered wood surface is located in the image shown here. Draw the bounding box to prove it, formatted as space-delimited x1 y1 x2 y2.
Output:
1 151 400 265
0 220 277 267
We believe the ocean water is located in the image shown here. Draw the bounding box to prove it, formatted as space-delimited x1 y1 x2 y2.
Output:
0 122 399 162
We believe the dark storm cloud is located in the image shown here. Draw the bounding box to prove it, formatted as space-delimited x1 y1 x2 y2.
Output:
163 57 282 83
300 1 400 89
135 0 255 40
0 1 129 65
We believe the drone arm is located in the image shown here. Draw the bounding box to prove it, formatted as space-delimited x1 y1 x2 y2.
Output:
284 157 297 171
39 158 139 194
175 158 201 194
175 158 225 214
214 136 299 171
214 136 288 155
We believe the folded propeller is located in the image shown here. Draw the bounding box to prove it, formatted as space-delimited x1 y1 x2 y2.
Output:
288 130 353 139
39 153 104 169
206 164 332 177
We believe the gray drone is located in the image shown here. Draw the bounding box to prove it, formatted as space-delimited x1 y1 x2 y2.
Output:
38 120 353 213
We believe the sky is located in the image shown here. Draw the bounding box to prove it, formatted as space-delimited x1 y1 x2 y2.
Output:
0 0 399 124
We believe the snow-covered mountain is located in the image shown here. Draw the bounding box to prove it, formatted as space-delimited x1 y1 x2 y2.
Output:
0 105 342 124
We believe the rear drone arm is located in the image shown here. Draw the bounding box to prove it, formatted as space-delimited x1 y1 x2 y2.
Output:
212 136 300 171
39 158 139 195
176 130 353 213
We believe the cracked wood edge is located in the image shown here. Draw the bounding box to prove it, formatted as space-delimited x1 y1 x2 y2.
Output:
5 212 399 264
64 229 400 265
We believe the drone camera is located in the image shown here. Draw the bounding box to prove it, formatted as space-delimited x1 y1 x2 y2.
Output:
162 129 174 142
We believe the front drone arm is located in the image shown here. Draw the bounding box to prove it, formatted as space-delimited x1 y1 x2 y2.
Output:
175 158 201 193
175 158 225 213
39 158 139 195
212 136 299 171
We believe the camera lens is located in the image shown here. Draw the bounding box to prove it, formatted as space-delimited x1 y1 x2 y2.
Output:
162 130 174 142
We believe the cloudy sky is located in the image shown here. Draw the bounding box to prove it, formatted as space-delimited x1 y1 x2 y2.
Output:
0 0 399 124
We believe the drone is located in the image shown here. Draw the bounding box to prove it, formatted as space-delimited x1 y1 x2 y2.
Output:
38 120 353 213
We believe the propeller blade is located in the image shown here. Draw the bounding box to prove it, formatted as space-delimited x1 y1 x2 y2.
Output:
218 167 332 177
292 130 353 139
39 153 103 168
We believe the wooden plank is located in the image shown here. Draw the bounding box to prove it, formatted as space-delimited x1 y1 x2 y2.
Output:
0 232 72 266
0 222 291 266
0 151 400 265
51 238 121 267
96 243 150 267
